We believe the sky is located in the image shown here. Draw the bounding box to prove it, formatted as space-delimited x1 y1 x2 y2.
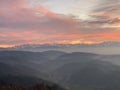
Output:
0 0 120 47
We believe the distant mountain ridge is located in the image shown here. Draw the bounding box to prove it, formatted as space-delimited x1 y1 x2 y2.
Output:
12 42 120 48
0 42 119 54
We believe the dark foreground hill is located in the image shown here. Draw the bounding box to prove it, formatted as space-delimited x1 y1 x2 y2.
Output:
0 75 65 90
0 84 63 90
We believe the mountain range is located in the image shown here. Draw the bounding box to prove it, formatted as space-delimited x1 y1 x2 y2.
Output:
1 42 120 54
0 50 120 90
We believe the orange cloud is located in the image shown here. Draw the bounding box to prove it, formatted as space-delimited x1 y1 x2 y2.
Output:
1 0 120 47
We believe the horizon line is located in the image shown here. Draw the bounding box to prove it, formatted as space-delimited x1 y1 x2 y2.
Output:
1 41 120 48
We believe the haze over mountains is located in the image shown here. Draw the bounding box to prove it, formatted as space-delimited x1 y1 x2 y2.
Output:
1 50 120 90
1 0 120 89
1 42 120 55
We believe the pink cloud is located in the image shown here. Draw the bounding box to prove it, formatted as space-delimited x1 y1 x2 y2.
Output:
0 0 120 47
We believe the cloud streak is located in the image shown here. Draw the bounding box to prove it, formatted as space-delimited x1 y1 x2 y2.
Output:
0 0 120 47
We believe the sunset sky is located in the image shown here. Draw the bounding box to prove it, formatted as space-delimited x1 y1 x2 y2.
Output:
0 0 120 47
